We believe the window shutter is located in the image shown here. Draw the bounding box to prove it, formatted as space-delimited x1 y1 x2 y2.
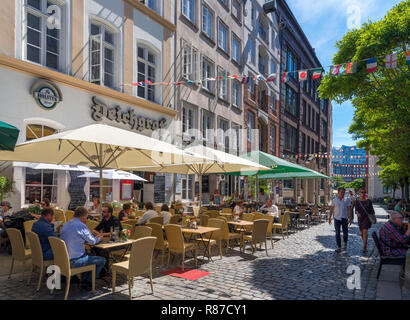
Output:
89 34 103 84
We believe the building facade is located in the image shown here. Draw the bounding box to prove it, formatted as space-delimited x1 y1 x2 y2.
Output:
331 145 366 183
174 0 245 203
276 0 332 204
0 0 177 209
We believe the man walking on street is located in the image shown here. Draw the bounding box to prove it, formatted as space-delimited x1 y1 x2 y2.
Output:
329 187 353 252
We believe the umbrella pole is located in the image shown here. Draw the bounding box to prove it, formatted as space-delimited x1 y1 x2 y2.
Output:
99 167 103 216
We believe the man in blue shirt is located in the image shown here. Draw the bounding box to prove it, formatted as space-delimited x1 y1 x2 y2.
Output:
32 207 57 260
60 206 106 290
329 187 353 253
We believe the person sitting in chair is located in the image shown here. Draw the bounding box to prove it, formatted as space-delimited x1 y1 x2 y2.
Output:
260 199 279 222
32 207 58 260
118 203 132 221
92 204 122 237
160 204 172 225
137 202 158 225
379 211 410 257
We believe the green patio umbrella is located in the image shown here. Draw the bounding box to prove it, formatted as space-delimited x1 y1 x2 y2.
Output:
258 170 329 180
226 151 314 176
0 121 20 151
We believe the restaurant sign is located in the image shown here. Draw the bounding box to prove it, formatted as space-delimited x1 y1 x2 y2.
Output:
31 80 62 110
91 96 167 132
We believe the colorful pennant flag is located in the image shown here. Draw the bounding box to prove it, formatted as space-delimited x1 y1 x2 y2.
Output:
282 72 290 83
241 76 250 84
255 74 264 81
330 64 341 76
385 53 397 69
366 58 378 73
345 61 357 74
266 74 276 82
406 51 410 66
298 70 308 81
312 68 323 80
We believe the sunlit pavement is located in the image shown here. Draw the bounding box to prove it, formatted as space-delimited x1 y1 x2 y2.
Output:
1 205 404 300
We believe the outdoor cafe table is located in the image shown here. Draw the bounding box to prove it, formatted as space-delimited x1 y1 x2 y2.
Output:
91 238 136 279
181 226 220 263
219 212 233 217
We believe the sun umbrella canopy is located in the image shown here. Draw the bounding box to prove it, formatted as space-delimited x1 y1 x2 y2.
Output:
131 145 271 175
0 121 20 151
78 169 147 182
226 151 315 176
13 162 93 171
0 124 208 168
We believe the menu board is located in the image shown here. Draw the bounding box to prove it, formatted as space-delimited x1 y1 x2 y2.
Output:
202 175 209 193
154 175 166 203
68 171 87 210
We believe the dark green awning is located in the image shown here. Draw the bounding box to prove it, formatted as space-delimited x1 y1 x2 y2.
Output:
0 121 20 151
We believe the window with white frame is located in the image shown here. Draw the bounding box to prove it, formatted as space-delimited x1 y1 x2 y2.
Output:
247 111 254 143
202 4 213 39
251 4 255 27
232 34 241 63
248 73 255 98
140 0 160 14
270 91 276 112
232 0 241 21
24 0 64 70
232 80 241 108
182 106 195 135
201 55 215 93
270 60 276 74
218 20 228 52
137 45 157 103
202 111 213 142
182 174 194 200
271 29 276 50
89 22 116 89
232 123 241 156
25 124 57 204
182 0 195 24
249 36 255 65
270 125 276 153
218 67 228 101
218 118 229 150
182 40 197 81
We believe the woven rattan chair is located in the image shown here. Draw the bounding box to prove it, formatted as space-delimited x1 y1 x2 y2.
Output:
242 219 269 256
65 210 75 221
147 222 168 265
196 218 224 260
7 228 32 282
149 216 164 225
24 220 36 249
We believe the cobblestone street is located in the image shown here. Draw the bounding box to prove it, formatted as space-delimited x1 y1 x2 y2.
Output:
0 205 393 300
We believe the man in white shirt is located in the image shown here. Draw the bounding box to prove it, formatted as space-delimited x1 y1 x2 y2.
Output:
138 202 158 225
260 199 278 215
329 187 353 252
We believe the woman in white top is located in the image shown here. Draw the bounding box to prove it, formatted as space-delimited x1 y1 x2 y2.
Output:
159 204 172 225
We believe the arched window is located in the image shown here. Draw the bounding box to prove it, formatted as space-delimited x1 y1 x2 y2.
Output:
25 124 57 204
137 44 158 103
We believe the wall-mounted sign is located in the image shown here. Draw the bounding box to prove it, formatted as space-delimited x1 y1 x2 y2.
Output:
91 96 167 132
30 80 62 110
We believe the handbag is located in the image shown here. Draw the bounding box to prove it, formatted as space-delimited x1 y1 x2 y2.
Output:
358 200 377 224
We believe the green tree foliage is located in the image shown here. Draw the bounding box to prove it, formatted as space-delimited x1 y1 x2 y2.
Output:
345 179 365 192
331 176 347 190
0 176 13 202
319 1 410 200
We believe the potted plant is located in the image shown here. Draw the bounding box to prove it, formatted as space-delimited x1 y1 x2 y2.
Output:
120 228 131 241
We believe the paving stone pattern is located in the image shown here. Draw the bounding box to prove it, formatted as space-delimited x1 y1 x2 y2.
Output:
0 206 392 300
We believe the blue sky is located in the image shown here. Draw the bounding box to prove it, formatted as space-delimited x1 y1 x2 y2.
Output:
286 0 402 148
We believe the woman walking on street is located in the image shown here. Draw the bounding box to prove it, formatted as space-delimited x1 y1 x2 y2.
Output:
355 188 375 254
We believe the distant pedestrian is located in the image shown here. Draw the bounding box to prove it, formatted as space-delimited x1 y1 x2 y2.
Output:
354 188 375 254
329 187 353 252
394 200 404 214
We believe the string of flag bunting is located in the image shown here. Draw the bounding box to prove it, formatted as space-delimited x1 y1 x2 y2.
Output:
332 173 380 178
120 49 410 87
279 153 370 159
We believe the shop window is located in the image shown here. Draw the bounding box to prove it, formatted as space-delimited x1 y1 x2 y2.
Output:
89 177 112 202
137 45 158 103
89 21 116 89
25 124 57 204
24 0 64 70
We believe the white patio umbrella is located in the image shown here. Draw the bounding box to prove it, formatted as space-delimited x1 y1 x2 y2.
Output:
130 145 271 211
13 162 93 171
78 169 147 182
0 124 210 214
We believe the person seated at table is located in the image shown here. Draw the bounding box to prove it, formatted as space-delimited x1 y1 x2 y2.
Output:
32 207 58 260
0 201 14 246
160 204 172 225
260 200 279 222
60 206 106 290
258 188 269 204
233 201 245 217
137 202 158 225
87 196 100 213
379 211 410 257
394 200 404 214
118 203 132 221
92 204 122 237
40 198 50 209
